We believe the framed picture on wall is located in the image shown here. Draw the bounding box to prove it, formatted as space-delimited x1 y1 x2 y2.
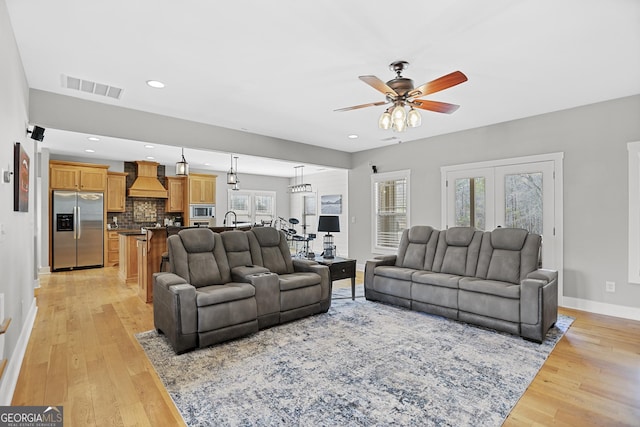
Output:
14 142 29 212
321 194 342 214
304 195 316 216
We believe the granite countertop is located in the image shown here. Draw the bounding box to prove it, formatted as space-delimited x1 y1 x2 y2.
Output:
117 231 146 236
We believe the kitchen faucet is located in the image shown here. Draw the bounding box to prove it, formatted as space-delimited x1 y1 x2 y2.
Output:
224 211 237 228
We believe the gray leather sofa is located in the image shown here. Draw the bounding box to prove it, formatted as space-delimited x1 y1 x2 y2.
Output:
365 226 558 342
153 227 330 353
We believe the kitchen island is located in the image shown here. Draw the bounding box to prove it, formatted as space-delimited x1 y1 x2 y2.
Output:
136 225 252 303
117 230 146 283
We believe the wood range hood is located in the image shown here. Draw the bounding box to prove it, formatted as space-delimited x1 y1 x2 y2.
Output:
127 160 168 198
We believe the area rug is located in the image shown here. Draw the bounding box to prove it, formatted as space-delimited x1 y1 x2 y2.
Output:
136 286 572 426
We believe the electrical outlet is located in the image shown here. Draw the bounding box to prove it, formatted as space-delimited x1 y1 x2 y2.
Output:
605 281 616 293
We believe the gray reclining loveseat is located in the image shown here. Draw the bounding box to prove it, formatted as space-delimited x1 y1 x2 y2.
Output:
365 226 558 342
153 227 330 353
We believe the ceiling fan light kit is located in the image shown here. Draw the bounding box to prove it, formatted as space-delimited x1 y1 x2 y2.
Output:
337 60 467 132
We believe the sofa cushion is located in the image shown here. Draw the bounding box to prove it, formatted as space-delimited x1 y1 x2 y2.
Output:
196 283 256 307
180 228 216 252
395 226 439 270
412 271 460 289
491 227 528 251
459 277 520 299
169 229 232 287
445 227 476 246
279 272 321 291
221 230 254 268
374 266 415 281
476 228 541 284
432 227 483 276
250 227 294 274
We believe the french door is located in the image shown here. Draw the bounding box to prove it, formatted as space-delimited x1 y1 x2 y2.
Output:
444 160 556 269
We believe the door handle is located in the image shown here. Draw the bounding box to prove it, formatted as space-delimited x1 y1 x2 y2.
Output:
73 206 78 240
77 206 82 239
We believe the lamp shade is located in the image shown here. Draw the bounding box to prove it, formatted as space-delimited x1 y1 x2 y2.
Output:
318 215 340 233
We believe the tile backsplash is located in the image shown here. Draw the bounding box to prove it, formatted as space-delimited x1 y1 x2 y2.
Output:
107 162 183 229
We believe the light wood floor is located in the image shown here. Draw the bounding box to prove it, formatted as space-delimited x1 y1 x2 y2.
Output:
12 267 640 426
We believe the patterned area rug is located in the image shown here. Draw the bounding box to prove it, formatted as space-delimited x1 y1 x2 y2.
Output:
136 286 572 426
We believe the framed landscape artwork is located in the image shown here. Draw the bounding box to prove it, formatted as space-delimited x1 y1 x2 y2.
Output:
14 142 29 212
321 194 342 214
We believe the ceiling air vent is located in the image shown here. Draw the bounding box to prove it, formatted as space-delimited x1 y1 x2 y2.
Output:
62 74 123 100
381 136 401 142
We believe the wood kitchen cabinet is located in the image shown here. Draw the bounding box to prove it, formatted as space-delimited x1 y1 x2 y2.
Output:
106 230 120 266
118 233 140 284
107 172 127 212
137 238 149 302
165 176 186 212
50 161 108 191
188 173 217 204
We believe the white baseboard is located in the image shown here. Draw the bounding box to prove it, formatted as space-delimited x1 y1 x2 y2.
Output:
561 296 640 321
38 266 50 275
0 297 38 405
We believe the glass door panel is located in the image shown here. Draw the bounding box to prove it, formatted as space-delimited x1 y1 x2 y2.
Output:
446 168 494 231
495 161 555 267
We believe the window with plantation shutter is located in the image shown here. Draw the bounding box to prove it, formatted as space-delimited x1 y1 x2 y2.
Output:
372 170 410 252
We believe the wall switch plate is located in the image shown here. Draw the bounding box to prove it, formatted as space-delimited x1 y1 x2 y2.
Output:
605 281 616 293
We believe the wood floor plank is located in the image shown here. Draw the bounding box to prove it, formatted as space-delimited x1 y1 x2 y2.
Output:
12 267 640 426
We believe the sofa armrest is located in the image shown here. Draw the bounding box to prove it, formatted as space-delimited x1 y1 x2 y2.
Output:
526 268 558 283
153 272 188 289
364 255 396 289
153 273 197 335
520 273 558 342
231 265 270 282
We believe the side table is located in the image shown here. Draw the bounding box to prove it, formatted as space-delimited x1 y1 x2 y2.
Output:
314 256 357 300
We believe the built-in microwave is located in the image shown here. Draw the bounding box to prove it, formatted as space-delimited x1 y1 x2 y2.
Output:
190 204 215 219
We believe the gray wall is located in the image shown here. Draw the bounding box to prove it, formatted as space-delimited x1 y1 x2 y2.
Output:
350 95 640 309
30 89 352 170
0 0 36 401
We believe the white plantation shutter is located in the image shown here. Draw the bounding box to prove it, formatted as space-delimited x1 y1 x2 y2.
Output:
372 171 409 252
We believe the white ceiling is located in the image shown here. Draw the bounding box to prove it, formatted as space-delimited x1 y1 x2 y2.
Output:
6 0 640 177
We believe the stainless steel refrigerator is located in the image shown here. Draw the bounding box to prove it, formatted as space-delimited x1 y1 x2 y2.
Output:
52 191 104 271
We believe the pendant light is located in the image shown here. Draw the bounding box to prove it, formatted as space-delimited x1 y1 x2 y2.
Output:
175 147 189 176
231 157 240 191
288 165 313 193
227 154 238 185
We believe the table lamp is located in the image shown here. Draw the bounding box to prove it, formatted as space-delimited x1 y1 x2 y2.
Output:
318 215 340 259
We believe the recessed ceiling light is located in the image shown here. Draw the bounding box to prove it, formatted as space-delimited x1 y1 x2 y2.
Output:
144 144 154 149
146 156 155 160
204 163 211 166
146 80 165 89
348 134 359 139
85 149 95 153
87 136 100 141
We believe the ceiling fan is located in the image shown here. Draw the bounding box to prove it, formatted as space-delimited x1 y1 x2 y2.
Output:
335 60 468 131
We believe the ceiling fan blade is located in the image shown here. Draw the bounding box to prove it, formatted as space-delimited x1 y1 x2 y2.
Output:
410 71 468 98
359 75 399 97
409 100 460 114
334 100 388 112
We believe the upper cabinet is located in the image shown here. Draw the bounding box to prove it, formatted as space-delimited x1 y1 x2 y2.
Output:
107 172 127 212
166 176 186 212
188 173 217 204
50 161 108 191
